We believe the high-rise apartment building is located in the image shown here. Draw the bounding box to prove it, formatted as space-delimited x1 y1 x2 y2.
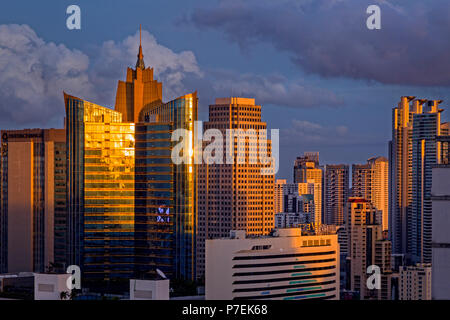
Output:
389 96 447 263
398 263 432 300
206 229 339 300
411 100 444 263
293 152 323 227
325 165 349 225
346 198 392 300
197 97 275 280
0 129 66 274
352 157 388 231
298 181 321 228
293 152 320 184
274 179 298 214
65 31 197 285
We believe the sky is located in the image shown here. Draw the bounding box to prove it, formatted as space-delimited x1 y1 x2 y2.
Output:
0 0 449 180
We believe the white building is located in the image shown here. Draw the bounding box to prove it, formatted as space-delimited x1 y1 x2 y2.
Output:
129 279 169 300
34 273 71 300
206 228 339 300
431 163 450 299
399 264 432 300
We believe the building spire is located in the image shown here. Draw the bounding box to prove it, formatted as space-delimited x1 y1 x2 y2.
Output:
136 24 145 69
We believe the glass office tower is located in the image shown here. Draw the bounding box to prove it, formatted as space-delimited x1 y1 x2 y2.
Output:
65 31 197 285
65 93 136 282
65 92 197 283
138 93 197 281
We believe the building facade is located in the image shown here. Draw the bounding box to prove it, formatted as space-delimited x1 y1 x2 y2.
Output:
352 157 388 231
410 100 444 263
196 97 275 280
398 263 432 300
64 33 197 285
0 129 66 273
389 96 447 263
346 198 392 300
293 152 323 225
325 165 349 226
206 229 339 300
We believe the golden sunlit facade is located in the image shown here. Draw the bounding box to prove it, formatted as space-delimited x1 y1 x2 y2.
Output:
66 94 136 281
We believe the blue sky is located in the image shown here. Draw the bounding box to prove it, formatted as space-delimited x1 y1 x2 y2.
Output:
1 0 449 180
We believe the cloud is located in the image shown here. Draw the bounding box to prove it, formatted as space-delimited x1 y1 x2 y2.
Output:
182 69 344 118
281 119 380 148
0 24 92 126
208 71 343 108
0 24 202 127
0 23 345 129
186 0 450 86
93 30 203 103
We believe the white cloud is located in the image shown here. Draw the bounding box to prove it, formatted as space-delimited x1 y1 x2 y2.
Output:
0 24 202 127
0 24 92 125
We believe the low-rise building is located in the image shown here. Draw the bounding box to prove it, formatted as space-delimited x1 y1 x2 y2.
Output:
206 228 339 300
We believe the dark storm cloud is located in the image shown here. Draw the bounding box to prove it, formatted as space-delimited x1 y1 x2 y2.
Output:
187 0 450 86
183 69 344 117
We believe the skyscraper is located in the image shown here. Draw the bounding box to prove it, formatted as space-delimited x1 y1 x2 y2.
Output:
346 198 392 300
114 25 162 123
196 97 275 280
293 152 320 184
298 180 321 228
0 129 66 273
293 152 323 226
325 164 349 225
274 179 287 214
389 96 447 263
65 29 197 285
411 100 444 263
352 157 388 231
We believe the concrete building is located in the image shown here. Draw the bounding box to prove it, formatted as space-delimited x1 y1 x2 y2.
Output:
398 264 431 300
34 273 71 300
346 198 392 300
389 96 448 263
299 181 322 229
0 129 66 274
274 179 287 214
293 152 323 226
129 279 169 300
274 180 301 214
431 160 450 299
206 229 339 300
0 272 71 300
274 212 307 229
197 97 275 280
352 157 388 231
325 165 349 225
293 152 321 184
411 99 445 263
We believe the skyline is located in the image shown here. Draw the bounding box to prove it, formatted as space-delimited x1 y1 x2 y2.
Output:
0 1 450 303
1 0 450 180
